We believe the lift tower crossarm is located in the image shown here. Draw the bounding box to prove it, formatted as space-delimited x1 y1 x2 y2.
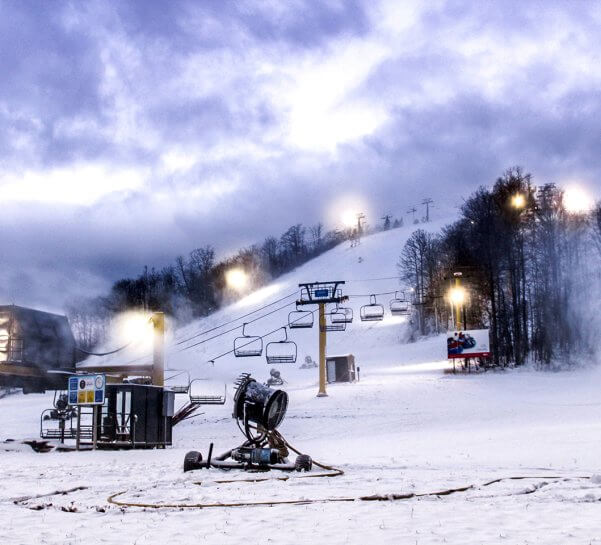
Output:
296 281 347 306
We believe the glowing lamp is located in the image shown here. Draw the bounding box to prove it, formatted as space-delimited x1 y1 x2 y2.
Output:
449 287 467 306
117 312 153 344
341 210 356 228
225 268 249 291
511 193 526 209
564 186 593 214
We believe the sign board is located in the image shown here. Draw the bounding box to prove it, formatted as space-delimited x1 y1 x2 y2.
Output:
447 329 491 359
68 374 106 405
314 288 330 298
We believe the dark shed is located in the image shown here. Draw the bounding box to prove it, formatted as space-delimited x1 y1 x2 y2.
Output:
0 305 77 391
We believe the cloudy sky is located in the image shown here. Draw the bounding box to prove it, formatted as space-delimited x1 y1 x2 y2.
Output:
1 0 600 311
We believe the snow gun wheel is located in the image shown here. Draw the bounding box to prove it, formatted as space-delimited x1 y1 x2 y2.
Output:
183 450 203 472
295 454 312 472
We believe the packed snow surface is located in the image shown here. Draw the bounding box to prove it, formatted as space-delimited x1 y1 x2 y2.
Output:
1 223 601 544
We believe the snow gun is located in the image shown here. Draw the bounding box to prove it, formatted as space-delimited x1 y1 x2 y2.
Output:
183 373 313 473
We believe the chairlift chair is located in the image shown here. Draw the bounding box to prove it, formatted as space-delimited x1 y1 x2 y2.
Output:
360 295 385 322
165 368 191 394
234 323 263 357
321 307 347 332
390 291 411 316
288 304 314 329
331 306 353 324
188 379 227 405
172 366 226 426
265 328 297 364
321 313 347 332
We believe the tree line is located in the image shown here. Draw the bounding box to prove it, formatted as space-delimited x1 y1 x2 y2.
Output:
68 216 404 349
399 167 601 367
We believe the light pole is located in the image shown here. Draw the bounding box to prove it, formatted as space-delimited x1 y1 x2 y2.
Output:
449 273 467 330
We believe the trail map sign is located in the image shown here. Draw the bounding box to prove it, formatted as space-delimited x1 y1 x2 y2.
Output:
68 374 105 405
447 329 491 359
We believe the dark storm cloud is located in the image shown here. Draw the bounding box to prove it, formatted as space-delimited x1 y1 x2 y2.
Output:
0 2 104 165
1 0 600 312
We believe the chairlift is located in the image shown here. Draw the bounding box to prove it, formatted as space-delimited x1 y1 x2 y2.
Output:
188 378 227 405
360 294 385 322
265 328 297 364
165 368 191 394
331 306 353 324
320 310 347 332
288 304 314 329
173 367 226 425
390 291 411 316
234 323 263 357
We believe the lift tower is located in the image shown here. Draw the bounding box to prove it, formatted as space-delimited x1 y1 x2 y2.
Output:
296 282 347 397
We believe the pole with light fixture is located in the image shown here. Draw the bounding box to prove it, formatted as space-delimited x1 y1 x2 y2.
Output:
151 312 165 386
449 273 467 330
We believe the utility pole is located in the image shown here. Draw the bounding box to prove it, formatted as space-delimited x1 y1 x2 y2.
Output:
421 198 434 222
407 207 417 223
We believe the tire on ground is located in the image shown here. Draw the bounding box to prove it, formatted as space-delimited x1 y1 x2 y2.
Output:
295 454 312 472
183 450 203 472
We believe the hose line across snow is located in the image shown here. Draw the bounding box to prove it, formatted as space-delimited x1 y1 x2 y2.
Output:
106 434 590 510
107 474 591 510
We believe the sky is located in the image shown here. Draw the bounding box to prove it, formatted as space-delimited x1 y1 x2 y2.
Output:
1 0 600 311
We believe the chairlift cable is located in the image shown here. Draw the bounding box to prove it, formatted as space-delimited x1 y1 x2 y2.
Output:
345 276 401 282
94 284 402 365
100 296 299 366
176 300 299 353
206 309 317 363
346 290 399 297
76 342 133 357
173 291 298 346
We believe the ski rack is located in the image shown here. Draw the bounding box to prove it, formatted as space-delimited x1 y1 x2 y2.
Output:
390 291 411 316
360 294 385 322
288 303 314 329
234 323 263 357
265 328 297 364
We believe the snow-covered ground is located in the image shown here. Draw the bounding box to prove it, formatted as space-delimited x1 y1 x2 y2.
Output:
2 223 601 544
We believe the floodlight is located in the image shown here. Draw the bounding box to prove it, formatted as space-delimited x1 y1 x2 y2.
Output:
449 286 467 305
511 193 526 209
564 186 593 214
225 268 249 291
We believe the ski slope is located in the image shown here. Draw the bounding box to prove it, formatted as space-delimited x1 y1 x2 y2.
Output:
2 222 601 545
83 219 450 389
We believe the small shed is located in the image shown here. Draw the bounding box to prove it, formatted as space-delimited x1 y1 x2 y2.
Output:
326 354 357 383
